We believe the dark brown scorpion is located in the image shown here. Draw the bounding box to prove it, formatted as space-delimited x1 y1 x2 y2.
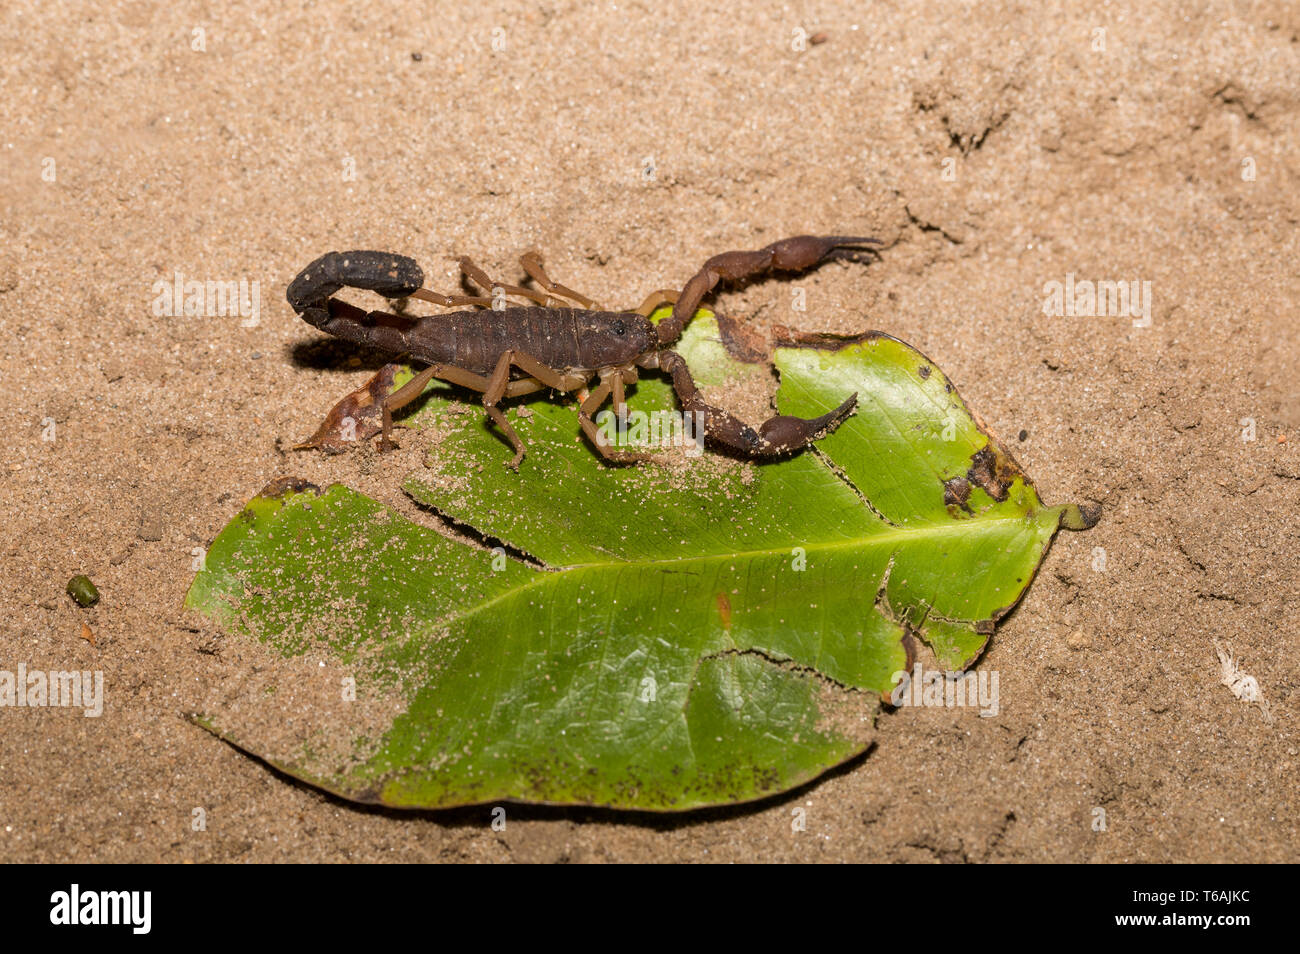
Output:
286 235 878 468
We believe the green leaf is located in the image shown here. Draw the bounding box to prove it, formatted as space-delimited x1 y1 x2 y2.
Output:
186 311 1094 811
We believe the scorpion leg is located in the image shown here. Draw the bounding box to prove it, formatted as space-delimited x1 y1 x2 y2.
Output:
482 350 591 468
519 251 599 308
610 366 638 425
578 371 651 464
458 257 554 308
410 287 494 309
483 406 527 468
377 363 547 452
379 362 495 451
505 378 548 398
657 234 881 345
633 289 679 317
484 351 589 401
658 350 857 458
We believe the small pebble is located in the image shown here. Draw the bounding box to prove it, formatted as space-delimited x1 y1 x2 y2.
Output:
1065 630 1091 650
67 574 100 607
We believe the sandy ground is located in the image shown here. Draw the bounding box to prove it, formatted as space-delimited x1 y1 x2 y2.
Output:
1 0 1297 862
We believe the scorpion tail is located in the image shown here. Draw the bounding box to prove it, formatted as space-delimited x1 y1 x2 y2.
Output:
286 251 424 324
295 297 416 355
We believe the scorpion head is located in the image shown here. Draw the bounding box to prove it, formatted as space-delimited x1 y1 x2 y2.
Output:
577 312 658 369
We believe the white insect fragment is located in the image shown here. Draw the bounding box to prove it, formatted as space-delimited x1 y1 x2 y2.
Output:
1213 639 1273 724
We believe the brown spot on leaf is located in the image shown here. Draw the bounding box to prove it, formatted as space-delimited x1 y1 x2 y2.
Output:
966 444 1024 503
1060 502 1103 530
943 475 973 515
716 592 732 630
918 364 931 379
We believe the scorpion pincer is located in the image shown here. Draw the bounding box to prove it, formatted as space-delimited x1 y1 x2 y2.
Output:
286 235 878 469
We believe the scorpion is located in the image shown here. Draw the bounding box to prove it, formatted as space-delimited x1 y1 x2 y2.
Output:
286 234 879 468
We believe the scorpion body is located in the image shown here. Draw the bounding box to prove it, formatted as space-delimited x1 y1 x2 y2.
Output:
303 300 658 378
287 235 878 467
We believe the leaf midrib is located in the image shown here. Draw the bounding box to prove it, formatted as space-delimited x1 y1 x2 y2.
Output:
436 508 1056 631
